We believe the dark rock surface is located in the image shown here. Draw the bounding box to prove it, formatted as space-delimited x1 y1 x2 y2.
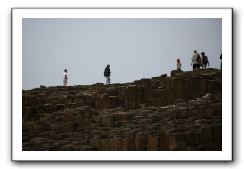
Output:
22 68 222 151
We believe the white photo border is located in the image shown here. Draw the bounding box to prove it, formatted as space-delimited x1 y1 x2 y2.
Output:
12 8 233 161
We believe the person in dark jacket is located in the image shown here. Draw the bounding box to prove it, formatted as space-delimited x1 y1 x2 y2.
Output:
104 64 111 85
201 52 210 69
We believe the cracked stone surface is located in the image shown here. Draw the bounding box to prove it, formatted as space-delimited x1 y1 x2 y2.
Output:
22 68 222 151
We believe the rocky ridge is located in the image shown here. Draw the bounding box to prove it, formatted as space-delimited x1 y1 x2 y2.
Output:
22 68 222 151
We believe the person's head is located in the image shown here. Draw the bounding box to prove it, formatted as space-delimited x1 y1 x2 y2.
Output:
194 50 197 54
201 52 205 56
64 69 67 73
177 58 180 63
107 64 110 68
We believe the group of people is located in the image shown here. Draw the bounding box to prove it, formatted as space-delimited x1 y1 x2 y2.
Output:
62 64 111 86
191 50 210 70
176 50 211 71
63 50 221 86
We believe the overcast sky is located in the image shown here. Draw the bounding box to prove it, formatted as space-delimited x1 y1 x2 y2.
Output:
23 18 222 90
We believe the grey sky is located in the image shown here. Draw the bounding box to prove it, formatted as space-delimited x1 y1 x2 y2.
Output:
23 18 222 90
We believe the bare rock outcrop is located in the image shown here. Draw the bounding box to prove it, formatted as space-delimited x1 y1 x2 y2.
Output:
22 68 222 151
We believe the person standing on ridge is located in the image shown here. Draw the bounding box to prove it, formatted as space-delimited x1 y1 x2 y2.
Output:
220 53 222 69
63 69 68 86
191 50 201 70
201 52 210 69
104 64 111 85
176 58 182 70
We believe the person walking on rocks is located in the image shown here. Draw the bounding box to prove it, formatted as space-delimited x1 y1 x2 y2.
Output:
63 69 68 86
201 52 210 69
104 64 111 85
191 50 201 71
176 58 182 70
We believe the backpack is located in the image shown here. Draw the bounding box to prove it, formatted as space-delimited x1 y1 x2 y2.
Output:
196 54 201 63
104 67 110 77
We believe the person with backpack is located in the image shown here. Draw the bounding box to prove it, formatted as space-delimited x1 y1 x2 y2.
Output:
104 64 111 85
201 52 210 69
191 50 201 70
63 69 68 86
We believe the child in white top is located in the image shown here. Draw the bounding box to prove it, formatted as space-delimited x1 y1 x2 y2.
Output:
177 58 182 70
63 69 68 86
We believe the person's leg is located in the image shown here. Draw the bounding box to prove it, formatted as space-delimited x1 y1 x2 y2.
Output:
193 64 196 71
197 64 200 69
202 64 206 69
63 79 67 86
106 77 109 85
108 77 110 84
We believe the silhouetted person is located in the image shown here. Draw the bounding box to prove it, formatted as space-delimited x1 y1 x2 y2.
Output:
191 50 201 70
176 58 182 70
63 69 68 86
201 52 210 69
104 64 111 85
220 53 222 69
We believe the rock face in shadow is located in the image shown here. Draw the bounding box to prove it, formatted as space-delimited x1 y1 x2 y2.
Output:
22 68 222 151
